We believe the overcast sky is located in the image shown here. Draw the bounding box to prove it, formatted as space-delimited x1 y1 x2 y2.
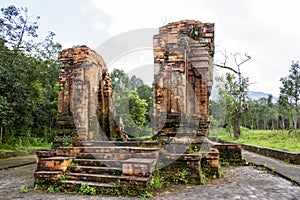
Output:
1 0 300 97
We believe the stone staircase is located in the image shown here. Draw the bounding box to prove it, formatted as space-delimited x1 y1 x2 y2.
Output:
35 141 160 189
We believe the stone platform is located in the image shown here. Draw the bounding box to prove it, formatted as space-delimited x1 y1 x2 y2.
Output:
34 140 224 193
35 142 160 189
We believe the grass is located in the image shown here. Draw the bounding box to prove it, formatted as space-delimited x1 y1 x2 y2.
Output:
210 128 300 152
0 143 51 153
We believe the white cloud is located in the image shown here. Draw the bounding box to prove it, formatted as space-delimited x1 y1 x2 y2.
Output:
91 14 105 31
83 0 300 96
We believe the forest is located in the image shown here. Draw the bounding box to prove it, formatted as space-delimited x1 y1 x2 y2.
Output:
210 62 299 134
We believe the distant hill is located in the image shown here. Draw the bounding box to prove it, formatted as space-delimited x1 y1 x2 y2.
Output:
248 91 277 102
211 90 277 102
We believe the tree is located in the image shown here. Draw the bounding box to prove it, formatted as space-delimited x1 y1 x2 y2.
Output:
0 6 40 67
129 75 144 91
215 51 251 139
110 69 150 137
279 61 300 130
0 5 61 145
110 69 130 90
137 84 153 122
210 99 228 130
256 95 277 130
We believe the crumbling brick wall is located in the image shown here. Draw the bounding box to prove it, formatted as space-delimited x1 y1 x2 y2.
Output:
55 46 124 145
153 20 214 140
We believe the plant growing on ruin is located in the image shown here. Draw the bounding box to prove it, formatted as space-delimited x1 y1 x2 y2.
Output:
139 191 154 198
218 164 224 177
176 168 188 184
54 135 76 147
199 170 207 185
149 174 164 189
19 185 29 193
79 183 96 195
47 185 55 193
59 174 68 181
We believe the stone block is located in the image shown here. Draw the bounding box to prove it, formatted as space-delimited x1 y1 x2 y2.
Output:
122 158 156 176
34 171 62 180
38 156 74 172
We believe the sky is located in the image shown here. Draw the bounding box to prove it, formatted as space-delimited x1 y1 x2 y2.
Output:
1 0 300 97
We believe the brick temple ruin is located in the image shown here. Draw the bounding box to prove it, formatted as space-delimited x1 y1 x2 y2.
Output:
55 46 125 146
55 20 215 143
153 20 214 141
34 20 242 195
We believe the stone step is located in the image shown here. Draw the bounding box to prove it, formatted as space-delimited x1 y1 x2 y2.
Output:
38 156 74 172
76 152 159 160
34 171 62 180
81 146 160 154
65 172 150 185
80 141 161 148
80 141 141 147
74 159 122 168
122 158 157 177
69 166 122 175
56 146 159 155
61 180 119 188
76 153 132 160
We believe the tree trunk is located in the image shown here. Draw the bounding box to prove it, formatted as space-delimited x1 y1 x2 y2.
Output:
0 127 2 144
292 110 298 130
282 118 285 130
233 113 241 139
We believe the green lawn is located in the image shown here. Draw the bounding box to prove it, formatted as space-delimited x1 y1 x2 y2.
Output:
0 144 51 153
210 128 300 152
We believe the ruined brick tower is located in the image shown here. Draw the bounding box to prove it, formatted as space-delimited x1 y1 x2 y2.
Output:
55 46 124 146
153 20 214 141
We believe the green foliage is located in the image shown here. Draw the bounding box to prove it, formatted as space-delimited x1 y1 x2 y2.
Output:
149 172 164 189
69 162 79 167
0 6 39 53
47 185 55 193
279 61 300 130
199 170 206 185
54 135 76 147
218 164 224 177
189 145 202 153
34 184 41 190
111 69 152 137
215 72 250 139
79 183 96 195
176 168 188 184
0 5 61 146
212 61 300 132
138 191 153 198
0 134 51 152
19 185 29 193
109 179 121 185
59 174 68 181
129 91 148 127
